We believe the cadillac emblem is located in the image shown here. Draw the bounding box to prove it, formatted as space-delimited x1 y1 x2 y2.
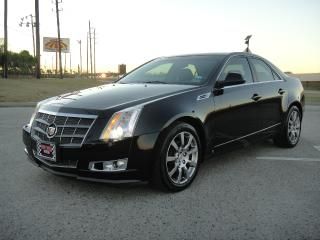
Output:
46 123 57 138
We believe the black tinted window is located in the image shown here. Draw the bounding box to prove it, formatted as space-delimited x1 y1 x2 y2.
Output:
250 58 274 82
219 57 253 83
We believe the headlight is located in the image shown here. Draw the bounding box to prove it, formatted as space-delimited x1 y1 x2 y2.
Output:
29 102 41 125
100 106 142 142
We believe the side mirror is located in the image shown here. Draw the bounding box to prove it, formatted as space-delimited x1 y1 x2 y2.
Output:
213 73 245 95
223 72 245 86
213 81 224 96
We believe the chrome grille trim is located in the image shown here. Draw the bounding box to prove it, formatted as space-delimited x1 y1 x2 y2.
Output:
37 109 97 119
31 111 97 147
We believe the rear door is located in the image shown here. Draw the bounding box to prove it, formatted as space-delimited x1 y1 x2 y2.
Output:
210 56 260 147
248 57 285 130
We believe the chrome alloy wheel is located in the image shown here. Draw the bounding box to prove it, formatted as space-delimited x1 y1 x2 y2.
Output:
166 131 198 185
287 109 301 145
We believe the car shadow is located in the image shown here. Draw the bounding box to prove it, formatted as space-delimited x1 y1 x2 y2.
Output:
34 138 286 196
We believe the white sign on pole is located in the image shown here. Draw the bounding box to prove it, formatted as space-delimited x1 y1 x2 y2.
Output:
43 37 70 53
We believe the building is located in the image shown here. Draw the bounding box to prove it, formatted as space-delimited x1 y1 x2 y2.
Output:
118 64 126 75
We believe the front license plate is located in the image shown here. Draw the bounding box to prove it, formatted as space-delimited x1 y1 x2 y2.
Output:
37 142 56 161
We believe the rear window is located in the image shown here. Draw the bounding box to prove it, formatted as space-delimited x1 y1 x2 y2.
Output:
250 58 274 82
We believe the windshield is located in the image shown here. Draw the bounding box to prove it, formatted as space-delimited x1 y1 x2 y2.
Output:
118 55 225 85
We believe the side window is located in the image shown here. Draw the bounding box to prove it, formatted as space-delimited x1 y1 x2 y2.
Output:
272 71 282 80
250 58 274 82
219 57 253 83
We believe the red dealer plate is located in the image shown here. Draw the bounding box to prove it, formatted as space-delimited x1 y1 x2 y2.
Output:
37 142 56 161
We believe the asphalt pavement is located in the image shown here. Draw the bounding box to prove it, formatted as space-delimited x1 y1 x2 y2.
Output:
0 106 319 240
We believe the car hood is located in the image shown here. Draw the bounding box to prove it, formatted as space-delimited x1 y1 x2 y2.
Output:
40 83 196 114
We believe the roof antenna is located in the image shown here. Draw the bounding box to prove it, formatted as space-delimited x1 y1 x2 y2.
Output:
244 35 252 53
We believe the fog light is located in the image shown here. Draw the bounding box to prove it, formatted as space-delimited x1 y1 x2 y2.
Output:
88 158 128 172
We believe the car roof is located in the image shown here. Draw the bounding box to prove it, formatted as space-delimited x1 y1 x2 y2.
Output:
162 52 261 59
160 52 285 77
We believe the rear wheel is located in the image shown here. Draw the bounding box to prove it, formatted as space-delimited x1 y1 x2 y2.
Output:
152 122 201 191
274 106 302 148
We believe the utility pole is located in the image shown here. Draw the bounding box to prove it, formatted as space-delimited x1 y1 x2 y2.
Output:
89 21 93 78
93 29 96 79
51 55 54 73
3 0 8 78
86 32 88 78
77 40 82 74
55 0 63 79
35 0 41 79
64 52 66 73
19 15 36 57
30 16 36 57
55 51 57 75
69 52 71 74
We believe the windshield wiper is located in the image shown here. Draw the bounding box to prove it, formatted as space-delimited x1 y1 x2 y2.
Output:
141 81 168 84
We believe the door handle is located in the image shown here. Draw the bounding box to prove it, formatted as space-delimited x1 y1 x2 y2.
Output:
278 88 286 95
251 93 261 101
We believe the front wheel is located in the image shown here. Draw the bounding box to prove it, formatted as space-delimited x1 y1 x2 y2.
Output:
152 122 202 192
274 106 302 148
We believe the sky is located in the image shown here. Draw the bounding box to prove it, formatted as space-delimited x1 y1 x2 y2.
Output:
1 0 320 73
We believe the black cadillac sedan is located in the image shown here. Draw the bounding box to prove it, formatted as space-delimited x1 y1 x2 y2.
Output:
22 52 304 191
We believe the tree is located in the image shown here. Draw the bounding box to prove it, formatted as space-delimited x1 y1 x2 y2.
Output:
0 47 36 75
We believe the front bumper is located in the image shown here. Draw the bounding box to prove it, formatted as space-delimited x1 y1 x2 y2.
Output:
23 124 158 183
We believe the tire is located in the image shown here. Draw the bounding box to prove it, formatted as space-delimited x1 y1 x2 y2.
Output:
152 122 202 192
274 106 302 148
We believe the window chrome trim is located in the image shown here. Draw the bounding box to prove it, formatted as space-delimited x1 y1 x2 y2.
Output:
213 123 281 148
222 79 285 90
215 54 285 86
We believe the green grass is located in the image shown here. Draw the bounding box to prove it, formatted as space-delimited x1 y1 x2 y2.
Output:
304 90 320 105
301 81 320 91
0 77 113 102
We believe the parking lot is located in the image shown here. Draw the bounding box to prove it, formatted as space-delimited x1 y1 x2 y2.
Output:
0 106 319 240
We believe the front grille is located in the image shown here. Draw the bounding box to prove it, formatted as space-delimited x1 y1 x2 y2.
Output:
31 111 96 146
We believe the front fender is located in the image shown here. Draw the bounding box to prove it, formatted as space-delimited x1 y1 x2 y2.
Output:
134 86 209 136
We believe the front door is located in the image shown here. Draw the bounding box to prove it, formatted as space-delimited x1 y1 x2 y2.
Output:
209 56 260 147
